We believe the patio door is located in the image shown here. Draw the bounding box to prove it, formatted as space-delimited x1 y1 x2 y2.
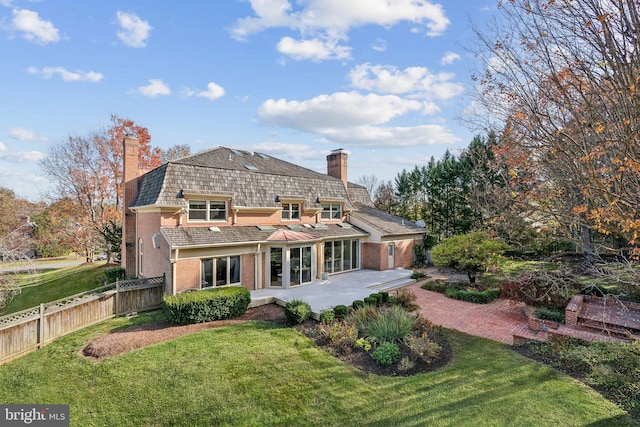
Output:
290 246 312 286
270 248 283 286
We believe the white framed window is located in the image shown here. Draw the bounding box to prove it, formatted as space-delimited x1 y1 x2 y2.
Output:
281 203 300 220
201 255 241 288
321 203 342 220
188 200 227 222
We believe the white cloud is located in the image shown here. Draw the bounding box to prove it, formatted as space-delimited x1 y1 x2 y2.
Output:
441 51 461 65
244 142 327 162
116 11 152 48
257 91 459 147
0 141 46 162
137 79 171 97
371 38 386 52
231 0 449 60
1 0 14 7
199 82 225 100
27 66 103 82
277 36 351 61
9 127 37 141
10 8 59 44
323 124 460 146
348 63 464 101
259 91 422 132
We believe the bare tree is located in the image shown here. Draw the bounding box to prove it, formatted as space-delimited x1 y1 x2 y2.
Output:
469 0 640 248
356 174 379 197
161 144 191 162
0 223 35 310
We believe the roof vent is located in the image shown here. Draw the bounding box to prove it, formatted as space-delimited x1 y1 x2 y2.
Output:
208 226 220 232
244 165 259 171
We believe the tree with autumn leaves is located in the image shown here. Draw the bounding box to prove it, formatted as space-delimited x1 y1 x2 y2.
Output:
39 115 165 262
470 0 640 257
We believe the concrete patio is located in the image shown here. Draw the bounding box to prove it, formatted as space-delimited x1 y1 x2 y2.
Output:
250 268 415 317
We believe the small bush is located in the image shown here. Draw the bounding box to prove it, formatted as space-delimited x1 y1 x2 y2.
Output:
535 307 565 323
398 356 415 372
411 271 428 280
420 279 449 293
379 291 390 303
364 305 417 344
345 305 379 333
369 293 383 306
371 342 400 366
318 321 358 351
319 309 335 324
162 286 250 325
405 333 441 362
284 299 312 324
354 337 372 352
444 288 501 304
364 296 377 306
333 304 348 319
393 288 419 311
103 267 126 284
352 300 364 310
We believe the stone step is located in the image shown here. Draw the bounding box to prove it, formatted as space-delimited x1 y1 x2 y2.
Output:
367 277 416 291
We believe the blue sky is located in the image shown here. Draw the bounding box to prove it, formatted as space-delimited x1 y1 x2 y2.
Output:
0 0 494 201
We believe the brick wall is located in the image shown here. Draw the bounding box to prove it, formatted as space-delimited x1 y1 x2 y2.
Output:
241 253 255 290
122 135 139 278
175 259 200 292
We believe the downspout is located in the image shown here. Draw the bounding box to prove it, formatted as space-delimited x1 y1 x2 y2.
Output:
255 243 261 289
172 248 179 295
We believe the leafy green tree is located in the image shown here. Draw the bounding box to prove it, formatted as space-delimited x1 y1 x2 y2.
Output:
431 232 509 283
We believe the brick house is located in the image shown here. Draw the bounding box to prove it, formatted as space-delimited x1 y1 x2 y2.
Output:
121 136 424 294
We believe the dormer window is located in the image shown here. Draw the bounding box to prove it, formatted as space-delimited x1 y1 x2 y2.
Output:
282 203 300 220
188 200 227 222
321 203 342 220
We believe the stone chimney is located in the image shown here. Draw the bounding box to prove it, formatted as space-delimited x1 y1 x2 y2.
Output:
327 148 348 189
122 135 139 278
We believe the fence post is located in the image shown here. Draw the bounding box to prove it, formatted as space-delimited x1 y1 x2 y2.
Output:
115 279 119 317
38 303 45 348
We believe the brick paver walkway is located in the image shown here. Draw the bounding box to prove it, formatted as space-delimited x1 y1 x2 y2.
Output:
406 271 624 345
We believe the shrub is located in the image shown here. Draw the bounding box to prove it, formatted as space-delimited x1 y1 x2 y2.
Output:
162 286 251 325
364 305 417 344
319 309 335 324
369 293 383 306
398 356 415 372
431 231 509 282
345 305 379 333
534 307 565 323
364 296 377 306
352 300 364 310
420 279 449 293
318 321 358 351
354 337 372 352
444 288 501 304
333 304 348 319
379 291 390 303
411 271 427 280
284 299 312 324
371 342 400 366
393 288 419 311
405 333 441 362
103 267 126 284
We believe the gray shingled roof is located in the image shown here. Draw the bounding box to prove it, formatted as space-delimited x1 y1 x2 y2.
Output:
132 146 357 210
161 223 369 247
347 183 373 206
350 203 425 237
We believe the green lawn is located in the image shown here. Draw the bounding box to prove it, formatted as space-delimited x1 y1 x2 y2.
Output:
0 313 632 426
1 263 108 315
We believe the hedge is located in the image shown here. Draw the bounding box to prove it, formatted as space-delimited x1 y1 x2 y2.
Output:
162 286 251 325
444 288 501 304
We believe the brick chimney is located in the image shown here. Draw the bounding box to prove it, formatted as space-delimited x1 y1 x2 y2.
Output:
122 135 139 278
327 148 348 189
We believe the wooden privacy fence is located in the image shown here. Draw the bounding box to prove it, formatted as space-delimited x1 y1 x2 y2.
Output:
0 275 165 365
